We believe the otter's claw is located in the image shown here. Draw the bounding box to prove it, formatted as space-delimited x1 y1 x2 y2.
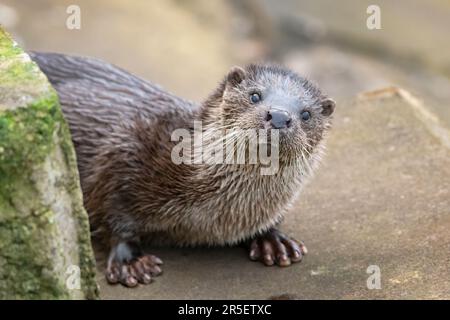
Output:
106 254 163 287
248 230 307 267
106 240 163 287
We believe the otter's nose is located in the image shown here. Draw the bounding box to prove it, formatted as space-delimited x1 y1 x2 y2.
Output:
265 109 292 129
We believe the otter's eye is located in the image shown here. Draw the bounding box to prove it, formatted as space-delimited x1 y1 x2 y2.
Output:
250 93 261 104
301 111 311 121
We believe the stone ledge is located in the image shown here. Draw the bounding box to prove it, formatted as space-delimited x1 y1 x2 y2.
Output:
98 87 450 299
357 86 450 150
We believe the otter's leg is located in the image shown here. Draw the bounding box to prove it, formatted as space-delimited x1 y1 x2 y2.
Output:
105 238 163 287
248 229 307 267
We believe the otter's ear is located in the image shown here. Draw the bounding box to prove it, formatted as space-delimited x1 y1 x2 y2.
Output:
320 98 336 117
226 66 246 87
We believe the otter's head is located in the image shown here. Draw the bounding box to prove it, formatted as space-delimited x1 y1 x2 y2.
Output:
203 64 335 162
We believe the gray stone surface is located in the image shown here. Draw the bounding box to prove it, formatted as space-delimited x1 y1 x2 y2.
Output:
98 87 450 299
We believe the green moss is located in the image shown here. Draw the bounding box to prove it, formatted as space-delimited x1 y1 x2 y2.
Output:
0 29 51 111
0 27 99 299
0 94 59 184
0 97 70 299
0 106 99 298
0 58 38 83
0 94 98 299
0 208 70 299
0 29 21 59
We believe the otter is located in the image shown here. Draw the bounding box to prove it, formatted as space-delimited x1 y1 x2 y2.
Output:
31 52 335 287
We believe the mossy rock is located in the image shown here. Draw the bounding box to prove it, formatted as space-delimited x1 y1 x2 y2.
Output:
0 28 98 299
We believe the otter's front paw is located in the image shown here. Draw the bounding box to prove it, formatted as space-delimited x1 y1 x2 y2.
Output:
106 254 163 287
105 241 163 287
248 229 307 267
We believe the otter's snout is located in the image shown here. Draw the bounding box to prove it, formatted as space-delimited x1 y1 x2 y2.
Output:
265 109 292 129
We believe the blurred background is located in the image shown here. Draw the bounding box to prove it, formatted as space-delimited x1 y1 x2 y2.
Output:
1 0 449 126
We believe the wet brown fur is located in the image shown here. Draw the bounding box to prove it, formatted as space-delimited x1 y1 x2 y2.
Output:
31 52 334 248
